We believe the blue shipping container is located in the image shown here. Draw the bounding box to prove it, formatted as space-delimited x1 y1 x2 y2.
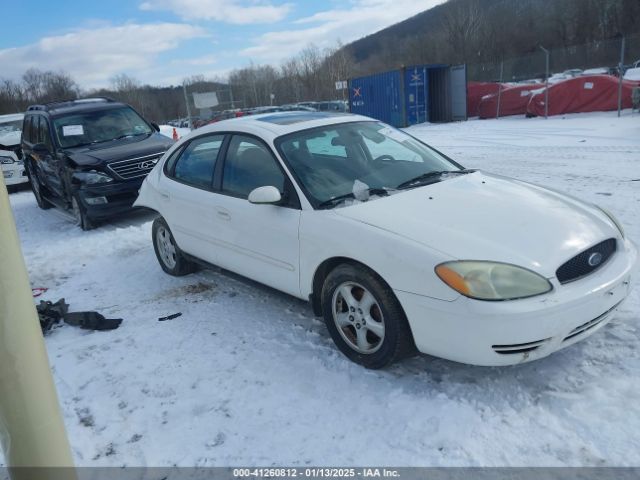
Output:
349 64 467 127
349 70 403 127
404 65 429 125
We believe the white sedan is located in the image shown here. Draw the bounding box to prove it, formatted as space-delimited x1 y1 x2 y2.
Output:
134 112 637 368
0 113 28 192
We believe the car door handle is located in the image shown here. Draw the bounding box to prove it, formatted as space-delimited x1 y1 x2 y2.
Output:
216 208 231 220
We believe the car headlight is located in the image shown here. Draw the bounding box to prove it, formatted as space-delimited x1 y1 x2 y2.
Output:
0 155 14 164
73 171 114 185
435 261 553 301
596 206 625 238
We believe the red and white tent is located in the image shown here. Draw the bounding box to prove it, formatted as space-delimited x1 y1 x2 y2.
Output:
478 84 540 119
527 75 639 117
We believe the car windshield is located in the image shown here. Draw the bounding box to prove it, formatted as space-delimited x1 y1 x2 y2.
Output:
53 107 153 148
0 119 23 134
276 121 462 208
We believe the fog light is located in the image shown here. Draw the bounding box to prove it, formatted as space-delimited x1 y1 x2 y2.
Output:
85 196 108 205
3 171 14 178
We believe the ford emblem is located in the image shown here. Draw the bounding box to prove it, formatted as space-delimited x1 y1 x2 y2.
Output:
587 252 603 267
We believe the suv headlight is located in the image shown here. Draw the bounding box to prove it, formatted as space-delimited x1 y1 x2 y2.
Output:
73 171 114 185
435 261 553 301
0 155 14 164
596 206 625 238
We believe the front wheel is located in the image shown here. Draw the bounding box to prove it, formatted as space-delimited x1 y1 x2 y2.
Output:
72 195 95 231
152 217 197 276
321 263 416 369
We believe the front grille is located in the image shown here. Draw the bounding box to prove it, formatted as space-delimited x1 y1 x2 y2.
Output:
556 238 616 284
107 152 163 180
492 338 550 355
563 301 622 342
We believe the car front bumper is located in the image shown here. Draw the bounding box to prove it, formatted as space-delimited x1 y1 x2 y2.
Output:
2 162 28 186
396 238 638 366
77 178 144 220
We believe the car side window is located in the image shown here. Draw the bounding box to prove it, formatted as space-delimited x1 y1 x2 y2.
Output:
171 134 223 189
30 117 39 145
222 135 285 198
39 117 53 151
23 116 33 143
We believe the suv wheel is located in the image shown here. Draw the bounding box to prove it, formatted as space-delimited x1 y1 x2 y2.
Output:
28 167 51 210
72 195 95 231
152 217 197 276
321 263 416 369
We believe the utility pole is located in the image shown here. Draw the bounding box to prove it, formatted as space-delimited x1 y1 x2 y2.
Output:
618 36 626 118
496 60 504 119
540 46 550 119
182 81 193 129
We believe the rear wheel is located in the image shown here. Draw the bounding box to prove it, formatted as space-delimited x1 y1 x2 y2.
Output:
28 166 51 209
321 263 416 369
152 217 197 276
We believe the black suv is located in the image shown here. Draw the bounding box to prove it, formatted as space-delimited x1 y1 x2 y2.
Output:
22 97 174 229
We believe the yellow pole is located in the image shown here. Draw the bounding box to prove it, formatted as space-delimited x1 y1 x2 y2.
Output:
0 175 75 479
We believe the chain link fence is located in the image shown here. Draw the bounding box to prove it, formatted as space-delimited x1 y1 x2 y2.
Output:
466 34 640 118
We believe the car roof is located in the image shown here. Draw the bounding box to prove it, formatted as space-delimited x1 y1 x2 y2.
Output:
193 111 375 141
26 97 127 116
0 113 24 123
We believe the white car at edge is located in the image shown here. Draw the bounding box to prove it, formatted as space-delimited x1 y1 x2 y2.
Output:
134 111 637 368
0 113 27 192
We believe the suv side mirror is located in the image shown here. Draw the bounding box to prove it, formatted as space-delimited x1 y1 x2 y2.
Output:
150 122 160 132
248 186 282 205
32 143 51 156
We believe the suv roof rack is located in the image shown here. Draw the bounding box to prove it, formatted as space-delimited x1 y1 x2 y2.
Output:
26 97 117 112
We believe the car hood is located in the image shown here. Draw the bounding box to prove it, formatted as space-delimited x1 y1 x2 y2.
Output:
65 133 173 167
334 171 617 278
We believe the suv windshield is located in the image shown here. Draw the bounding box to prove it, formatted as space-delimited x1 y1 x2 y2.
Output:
0 119 23 134
276 121 462 208
53 106 153 148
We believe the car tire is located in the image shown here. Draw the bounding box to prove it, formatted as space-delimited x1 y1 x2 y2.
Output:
321 263 416 369
27 165 51 210
152 217 197 276
72 195 95 231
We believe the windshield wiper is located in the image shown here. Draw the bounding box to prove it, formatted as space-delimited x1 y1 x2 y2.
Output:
317 188 392 210
113 132 150 141
396 169 473 190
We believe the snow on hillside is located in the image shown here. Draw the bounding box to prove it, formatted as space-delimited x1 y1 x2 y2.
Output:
3 110 639 467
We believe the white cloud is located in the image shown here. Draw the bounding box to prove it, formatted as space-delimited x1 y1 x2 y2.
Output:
0 23 207 89
241 0 446 62
139 0 292 25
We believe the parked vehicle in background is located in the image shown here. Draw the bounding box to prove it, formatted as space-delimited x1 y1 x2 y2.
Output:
22 97 174 230
134 111 637 369
316 100 348 112
0 113 28 192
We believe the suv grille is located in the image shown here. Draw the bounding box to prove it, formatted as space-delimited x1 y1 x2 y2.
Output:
556 238 616 284
107 152 163 180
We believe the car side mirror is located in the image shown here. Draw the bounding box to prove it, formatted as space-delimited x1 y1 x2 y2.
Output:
150 122 160 132
32 143 51 156
248 186 282 205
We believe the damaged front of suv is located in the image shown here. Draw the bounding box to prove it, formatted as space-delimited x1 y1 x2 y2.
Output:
22 99 175 229
0 113 28 192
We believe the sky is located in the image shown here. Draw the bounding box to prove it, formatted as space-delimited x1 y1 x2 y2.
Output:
0 0 445 90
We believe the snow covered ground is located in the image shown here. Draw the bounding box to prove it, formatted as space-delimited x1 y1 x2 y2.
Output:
3 110 640 467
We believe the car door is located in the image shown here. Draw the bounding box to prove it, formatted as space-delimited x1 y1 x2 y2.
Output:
38 116 66 199
212 134 302 297
157 134 225 265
